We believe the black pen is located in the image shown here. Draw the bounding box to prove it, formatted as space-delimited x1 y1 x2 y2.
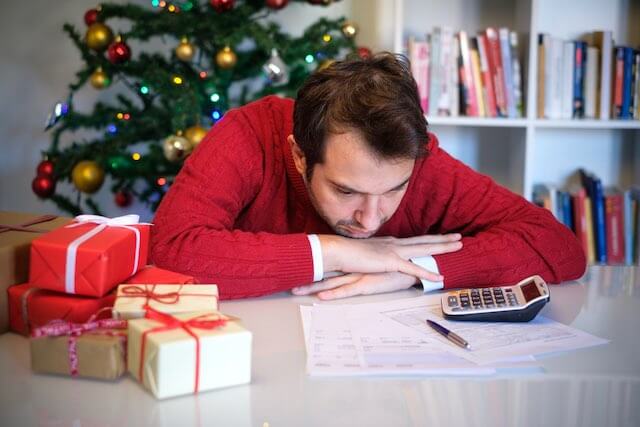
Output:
426 319 471 350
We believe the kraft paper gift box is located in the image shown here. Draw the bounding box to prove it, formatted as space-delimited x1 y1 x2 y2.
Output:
29 214 150 297
0 211 71 333
128 308 252 399
30 317 127 380
124 265 198 285
8 283 116 336
113 284 219 320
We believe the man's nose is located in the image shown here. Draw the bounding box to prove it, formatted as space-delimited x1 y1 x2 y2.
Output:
355 195 380 231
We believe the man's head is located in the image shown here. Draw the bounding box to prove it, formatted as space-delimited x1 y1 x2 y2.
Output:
290 52 428 238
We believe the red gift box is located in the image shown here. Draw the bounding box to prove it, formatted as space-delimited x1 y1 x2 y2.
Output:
124 265 197 285
29 215 150 297
7 283 116 336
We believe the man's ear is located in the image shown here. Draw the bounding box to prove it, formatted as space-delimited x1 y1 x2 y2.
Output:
288 134 307 177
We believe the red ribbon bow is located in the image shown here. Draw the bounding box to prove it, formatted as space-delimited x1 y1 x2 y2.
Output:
119 284 218 308
139 306 228 393
0 214 57 234
31 308 127 376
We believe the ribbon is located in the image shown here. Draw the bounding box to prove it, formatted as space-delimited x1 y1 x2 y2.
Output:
31 308 127 377
0 214 58 234
139 306 228 393
119 284 218 309
64 214 151 294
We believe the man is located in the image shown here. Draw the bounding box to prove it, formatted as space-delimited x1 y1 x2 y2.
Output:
150 53 585 300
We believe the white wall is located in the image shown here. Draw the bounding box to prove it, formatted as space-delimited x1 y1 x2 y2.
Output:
0 0 387 221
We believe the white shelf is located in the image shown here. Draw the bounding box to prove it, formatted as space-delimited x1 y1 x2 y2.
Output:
533 119 640 130
427 117 528 128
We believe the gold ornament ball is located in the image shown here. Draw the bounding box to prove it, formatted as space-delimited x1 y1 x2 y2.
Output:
85 22 114 51
216 46 237 69
89 67 110 89
163 134 193 162
71 160 105 194
341 22 358 38
184 125 208 147
318 59 335 71
175 37 195 62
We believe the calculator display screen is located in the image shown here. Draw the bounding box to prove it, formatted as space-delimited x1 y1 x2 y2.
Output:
521 280 541 302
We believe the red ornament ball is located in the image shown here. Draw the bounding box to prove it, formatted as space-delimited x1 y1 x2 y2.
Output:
357 46 372 59
107 39 131 64
210 0 235 13
32 176 56 198
114 190 133 208
36 160 55 177
266 0 288 9
84 8 100 26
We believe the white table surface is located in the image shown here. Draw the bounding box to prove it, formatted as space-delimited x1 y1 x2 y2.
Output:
1 266 639 427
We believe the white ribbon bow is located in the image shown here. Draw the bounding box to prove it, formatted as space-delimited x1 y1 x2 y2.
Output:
64 215 151 294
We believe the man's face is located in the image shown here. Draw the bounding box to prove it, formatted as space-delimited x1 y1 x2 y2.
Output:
290 131 415 239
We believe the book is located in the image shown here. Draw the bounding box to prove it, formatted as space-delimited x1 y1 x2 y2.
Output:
510 31 524 117
561 41 575 119
573 41 587 118
470 37 486 117
580 169 607 263
439 27 456 116
572 188 590 262
537 33 547 118
487 27 507 117
584 46 599 118
604 191 625 264
584 196 596 263
499 28 516 117
428 28 442 117
592 31 613 119
458 31 478 116
408 37 430 113
477 33 498 117
621 46 635 119
613 46 625 118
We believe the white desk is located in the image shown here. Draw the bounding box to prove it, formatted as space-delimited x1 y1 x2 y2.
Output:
1 266 639 427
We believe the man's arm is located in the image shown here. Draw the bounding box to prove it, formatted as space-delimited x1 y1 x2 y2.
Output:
418 134 587 287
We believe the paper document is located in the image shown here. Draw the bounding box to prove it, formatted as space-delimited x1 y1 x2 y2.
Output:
300 294 606 376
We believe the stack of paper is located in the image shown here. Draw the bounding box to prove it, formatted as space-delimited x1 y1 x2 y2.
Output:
300 295 607 376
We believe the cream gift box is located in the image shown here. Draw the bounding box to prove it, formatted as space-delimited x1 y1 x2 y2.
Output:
128 308 252 399
112 284 219 320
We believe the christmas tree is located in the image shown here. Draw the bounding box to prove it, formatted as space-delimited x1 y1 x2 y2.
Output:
33 0 363 216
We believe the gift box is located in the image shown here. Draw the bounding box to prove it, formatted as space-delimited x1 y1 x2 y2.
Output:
30 317 127 380
29 214 150 297
8 283 116 336
128 308 252 399
124 265 197 285
113 284 219 320
0 211 71 333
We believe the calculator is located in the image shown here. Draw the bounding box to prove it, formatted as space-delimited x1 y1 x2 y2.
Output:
441 275 550 322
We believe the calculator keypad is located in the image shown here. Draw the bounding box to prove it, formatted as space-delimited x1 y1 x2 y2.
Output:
453 287 519 311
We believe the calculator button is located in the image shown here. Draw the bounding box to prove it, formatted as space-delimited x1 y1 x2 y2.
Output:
497 303 506 307
447 296 458 307
461 301 470 308
471 290 480 296
504 288 512 293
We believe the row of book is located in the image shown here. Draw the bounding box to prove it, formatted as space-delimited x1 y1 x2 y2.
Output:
407 27 524 118
537 31 640 120
533 170 639 265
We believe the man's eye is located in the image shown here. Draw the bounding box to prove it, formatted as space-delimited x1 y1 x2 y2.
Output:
337 189 353 195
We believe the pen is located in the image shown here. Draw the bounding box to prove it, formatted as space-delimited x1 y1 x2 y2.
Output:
426 319 471 350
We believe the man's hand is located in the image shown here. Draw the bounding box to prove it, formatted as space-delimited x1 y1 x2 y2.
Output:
292 272 419 300
319 233 462 282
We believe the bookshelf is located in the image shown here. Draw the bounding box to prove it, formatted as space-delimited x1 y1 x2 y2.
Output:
391 0 640 200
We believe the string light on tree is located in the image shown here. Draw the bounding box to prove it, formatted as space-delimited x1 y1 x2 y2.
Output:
44 100 69 130
71 160 105 193
216 46 237 69
85 22 113 51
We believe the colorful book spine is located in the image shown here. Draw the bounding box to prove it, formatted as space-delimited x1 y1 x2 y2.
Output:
584 46 599 118
408 37 430 114
621 46 634 119
561 41 574 119
605 192 625 264
592 31 613 119
499 28 516 117
458 31 478 116
510 31 524 117
477 34 498 117
623 190 634 265
428 28 442 117
572 189 590 262
593 178 607 263
470 37 486 117
487 27 507 117
584 197 596 263
613 46 625 118
573 41 586 118
537 33 546 118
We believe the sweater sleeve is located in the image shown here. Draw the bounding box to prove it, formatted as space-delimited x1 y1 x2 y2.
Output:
417 135 587 288
150 110 314 299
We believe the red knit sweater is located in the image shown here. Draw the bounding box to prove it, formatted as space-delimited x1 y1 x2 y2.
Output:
151 95 586 299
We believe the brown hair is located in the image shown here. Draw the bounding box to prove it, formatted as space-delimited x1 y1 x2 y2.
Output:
293 52 428 180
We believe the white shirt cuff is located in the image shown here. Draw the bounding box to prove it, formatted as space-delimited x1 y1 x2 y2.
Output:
410 256 444 292
307 234 324 282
